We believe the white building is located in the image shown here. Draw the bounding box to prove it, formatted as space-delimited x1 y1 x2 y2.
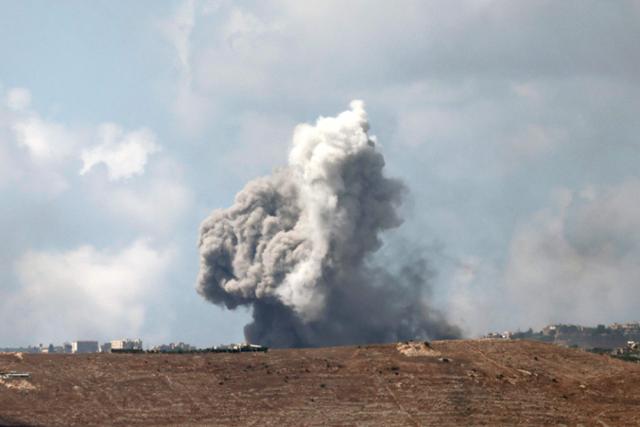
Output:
72 341 99 353
111 339 143 351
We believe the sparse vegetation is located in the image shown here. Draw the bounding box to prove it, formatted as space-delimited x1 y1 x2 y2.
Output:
1 340 639 426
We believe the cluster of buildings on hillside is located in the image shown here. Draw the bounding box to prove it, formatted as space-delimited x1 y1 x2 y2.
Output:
0 339 268 354
484 322 640 353
0 339 143 354
613 340 640 356
148 342 196 352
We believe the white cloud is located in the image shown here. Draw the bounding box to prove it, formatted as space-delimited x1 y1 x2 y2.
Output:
5 87 31 111
12 116 76 164
1 93 78 196
503 181 640 328
447 181 640 336
222 8 282 51
80 124 160 181
2 88 164 195
2 240 173 344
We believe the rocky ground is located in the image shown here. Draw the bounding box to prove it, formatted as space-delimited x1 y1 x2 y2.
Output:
1 339 639 426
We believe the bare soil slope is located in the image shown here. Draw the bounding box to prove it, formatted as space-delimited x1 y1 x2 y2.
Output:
1 340 639 426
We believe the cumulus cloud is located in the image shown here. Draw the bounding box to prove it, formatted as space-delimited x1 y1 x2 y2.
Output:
0 84 192 345
0 86 174 203
80 124 160 181
12 116 76 164
447 181 640 336
1 240 173 344
161 1 640 118
3 87 166 198
0 87 79 195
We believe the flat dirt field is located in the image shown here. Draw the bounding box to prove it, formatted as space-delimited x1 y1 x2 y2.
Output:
1 339 639 426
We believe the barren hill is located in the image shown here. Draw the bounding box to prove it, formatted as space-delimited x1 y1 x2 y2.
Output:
1 340 639 426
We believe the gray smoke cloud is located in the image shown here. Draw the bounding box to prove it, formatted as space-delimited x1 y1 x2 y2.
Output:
197 101 461 347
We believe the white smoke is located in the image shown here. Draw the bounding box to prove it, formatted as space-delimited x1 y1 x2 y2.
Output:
278 101 374 318
197 101 460 347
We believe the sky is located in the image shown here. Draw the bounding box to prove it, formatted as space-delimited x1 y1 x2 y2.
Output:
1 0 639 347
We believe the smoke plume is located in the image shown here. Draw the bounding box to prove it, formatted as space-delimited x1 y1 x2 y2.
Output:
197 101 460 347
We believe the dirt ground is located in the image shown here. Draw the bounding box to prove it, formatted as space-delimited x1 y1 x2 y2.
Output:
1 339 639 426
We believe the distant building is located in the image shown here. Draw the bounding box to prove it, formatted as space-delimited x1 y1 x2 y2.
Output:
111 339 143 351
542 325 557 336
100 342 112 353
500 321 640 350
482 332 511 339
151 342 196 352
211 343 268 353
0 346 40 354
38 343 66 353
72 341 99 353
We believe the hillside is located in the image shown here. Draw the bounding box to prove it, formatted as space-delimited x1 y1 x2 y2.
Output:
1 339 639 426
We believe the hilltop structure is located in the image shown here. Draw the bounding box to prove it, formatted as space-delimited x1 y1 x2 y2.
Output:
110 339 143 352
71 341 99 354
485 322 640 350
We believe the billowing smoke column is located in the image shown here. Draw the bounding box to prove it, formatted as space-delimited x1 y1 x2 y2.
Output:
197 101 461 347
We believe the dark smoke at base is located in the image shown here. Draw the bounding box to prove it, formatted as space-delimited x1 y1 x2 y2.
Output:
197 101 461 347
244 261 461 348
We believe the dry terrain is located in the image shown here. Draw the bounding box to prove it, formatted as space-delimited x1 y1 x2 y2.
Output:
1 339 639 426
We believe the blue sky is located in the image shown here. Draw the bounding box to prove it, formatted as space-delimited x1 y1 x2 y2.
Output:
1 0 640 347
